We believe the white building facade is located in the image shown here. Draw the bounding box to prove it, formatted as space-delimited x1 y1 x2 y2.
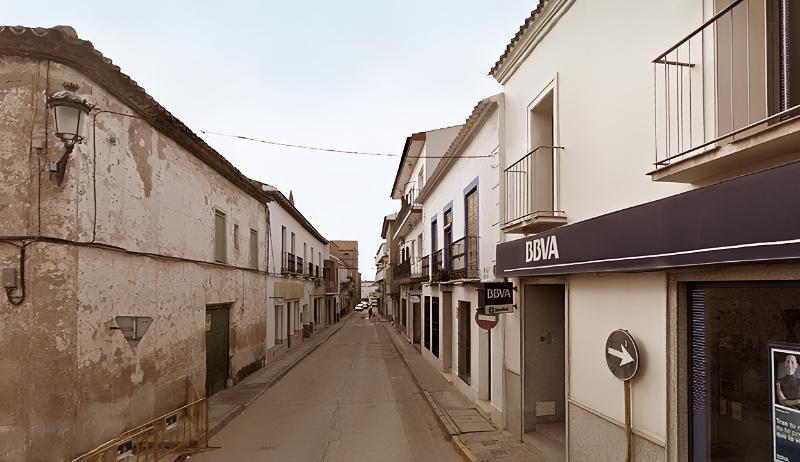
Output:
493 1 800 461
416 96 504 422
262 187 329 364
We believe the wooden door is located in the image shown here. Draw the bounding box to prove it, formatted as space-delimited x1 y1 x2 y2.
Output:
205 306 229 397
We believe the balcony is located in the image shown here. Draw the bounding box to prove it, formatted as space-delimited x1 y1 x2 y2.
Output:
502 146 566 234
449 236 479 280
392 255 423 284
394 189 421 237
421 255 430 280
281 252 296 274
651 0 800 183
432 250 443 273
296 256 304 276
393 259 411 280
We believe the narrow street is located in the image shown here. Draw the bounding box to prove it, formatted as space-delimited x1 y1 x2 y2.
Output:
189 315 462 461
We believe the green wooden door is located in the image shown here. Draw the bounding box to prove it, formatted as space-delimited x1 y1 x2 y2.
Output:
205 306 229 397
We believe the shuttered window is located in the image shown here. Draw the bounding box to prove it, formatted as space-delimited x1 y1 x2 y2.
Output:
214 211 226 263
250 229 258 269
432 296 439 358
424 296 431 350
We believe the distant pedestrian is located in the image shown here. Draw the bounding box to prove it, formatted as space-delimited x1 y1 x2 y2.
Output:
368 307 373 319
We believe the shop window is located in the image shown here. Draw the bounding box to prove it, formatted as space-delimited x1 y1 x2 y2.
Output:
689 282 800 461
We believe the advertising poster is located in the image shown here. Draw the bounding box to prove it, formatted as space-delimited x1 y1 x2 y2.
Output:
770 342 800 462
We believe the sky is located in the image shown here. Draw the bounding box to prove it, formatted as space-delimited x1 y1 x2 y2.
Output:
2 0 535 276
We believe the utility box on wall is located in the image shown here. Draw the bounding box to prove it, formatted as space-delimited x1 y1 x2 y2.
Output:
2 268 17 288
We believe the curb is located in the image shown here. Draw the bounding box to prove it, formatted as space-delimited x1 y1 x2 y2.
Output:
452 435 480 462
379 323 478 462
207 313 353 439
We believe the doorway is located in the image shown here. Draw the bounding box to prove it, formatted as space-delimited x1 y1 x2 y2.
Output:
458 300 471 384
442 291 453 373
522 284 566 460
413 299 421 351
205 305 230 397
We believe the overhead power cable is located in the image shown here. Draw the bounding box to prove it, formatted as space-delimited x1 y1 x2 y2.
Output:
197 130 397 157
197 130 495 158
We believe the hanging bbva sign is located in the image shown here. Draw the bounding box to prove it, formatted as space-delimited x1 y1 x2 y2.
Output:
478 282 514 314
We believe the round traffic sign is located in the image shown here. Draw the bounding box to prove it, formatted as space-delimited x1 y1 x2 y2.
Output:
475 309 499 330
605 330 639 381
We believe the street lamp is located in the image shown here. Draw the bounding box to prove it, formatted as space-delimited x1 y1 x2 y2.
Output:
47 82 93 185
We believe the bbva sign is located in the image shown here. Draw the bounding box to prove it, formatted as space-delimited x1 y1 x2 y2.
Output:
525 235 559 262
479 282 514 307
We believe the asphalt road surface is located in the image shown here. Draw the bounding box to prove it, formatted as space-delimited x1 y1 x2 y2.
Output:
187 314 463 461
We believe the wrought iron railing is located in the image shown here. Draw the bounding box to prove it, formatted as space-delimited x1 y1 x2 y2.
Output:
653 0 800 167
282 252 296 274
504 146 564 226
296 256 304 275
422 255 430 279
393 259 411 280
449 236 479 279
432 249 443 273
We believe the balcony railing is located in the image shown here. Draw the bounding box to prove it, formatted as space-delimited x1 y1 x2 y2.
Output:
449 236 479 280
653 0 800 168
315 265 320 278
308 262 314 277
282 252 296 274
393 259 411 280
503 146 565 233
432 249 443 273
296 256 304 275
421 255 430 279
395 189 421 229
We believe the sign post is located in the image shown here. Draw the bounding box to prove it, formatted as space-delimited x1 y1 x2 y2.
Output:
605 330 639 462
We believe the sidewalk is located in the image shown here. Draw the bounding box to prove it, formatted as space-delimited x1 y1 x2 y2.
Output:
376 312 551 462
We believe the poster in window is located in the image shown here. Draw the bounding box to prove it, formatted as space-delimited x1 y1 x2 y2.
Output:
770 341 800 461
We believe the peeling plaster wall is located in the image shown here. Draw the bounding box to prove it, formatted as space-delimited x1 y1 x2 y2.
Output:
0 56 268 461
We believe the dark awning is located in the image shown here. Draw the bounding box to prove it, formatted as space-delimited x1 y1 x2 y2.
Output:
496 160 800 277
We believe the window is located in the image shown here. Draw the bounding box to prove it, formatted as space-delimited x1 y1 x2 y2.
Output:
249 229 258 269
234 224 240 251
688 282 800 461
214 210 226 263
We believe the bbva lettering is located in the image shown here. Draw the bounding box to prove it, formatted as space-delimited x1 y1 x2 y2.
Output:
487 288 511 299
525 236 559 263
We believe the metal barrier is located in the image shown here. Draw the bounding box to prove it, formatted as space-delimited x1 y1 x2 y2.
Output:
73 378 211 462
72 426 156 462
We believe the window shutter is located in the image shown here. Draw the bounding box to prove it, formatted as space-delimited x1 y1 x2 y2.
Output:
214 211 226 263
250 229 258 269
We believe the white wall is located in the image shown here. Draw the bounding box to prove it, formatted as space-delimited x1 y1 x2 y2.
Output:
500 0 701 233
569 272 667 443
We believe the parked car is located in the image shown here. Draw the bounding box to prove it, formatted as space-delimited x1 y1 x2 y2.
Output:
355 303 365 311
